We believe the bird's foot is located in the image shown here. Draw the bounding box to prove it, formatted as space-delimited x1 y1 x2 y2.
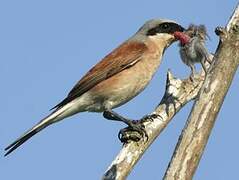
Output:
118 113 163 143
103 110 148 143
118 120 148 143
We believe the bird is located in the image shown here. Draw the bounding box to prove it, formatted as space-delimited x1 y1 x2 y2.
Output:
174 24 211 79
5 19 184 156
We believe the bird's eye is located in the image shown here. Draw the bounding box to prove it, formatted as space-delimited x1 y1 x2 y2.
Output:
146 23 172 36
162 23 169 29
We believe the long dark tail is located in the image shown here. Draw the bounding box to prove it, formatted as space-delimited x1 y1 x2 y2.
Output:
5 101 76 156
4 106 69 156
4 119 51 156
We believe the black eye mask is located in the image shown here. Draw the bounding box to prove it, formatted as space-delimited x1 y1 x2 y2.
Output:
147 22 185 36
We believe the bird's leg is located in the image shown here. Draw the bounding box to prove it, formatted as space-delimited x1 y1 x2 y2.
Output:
205 55 212 64
103 110 127 122
103 109 148 142
189 64 196 81
201 56 209 75
201 61 208 74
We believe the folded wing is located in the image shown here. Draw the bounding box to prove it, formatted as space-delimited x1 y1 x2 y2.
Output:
52 40 148 109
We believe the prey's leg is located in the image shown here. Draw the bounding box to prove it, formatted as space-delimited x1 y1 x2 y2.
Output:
201 57 209 74
189 64 196 81
205 56 212 64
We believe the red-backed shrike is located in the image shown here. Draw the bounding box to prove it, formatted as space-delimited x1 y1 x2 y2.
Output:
5 19 184 156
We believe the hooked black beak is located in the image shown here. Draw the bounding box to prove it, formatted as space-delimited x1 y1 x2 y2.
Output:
178 24 185 32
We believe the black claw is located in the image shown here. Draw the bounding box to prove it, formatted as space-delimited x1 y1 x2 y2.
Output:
118 129 141 143
118 121 148 143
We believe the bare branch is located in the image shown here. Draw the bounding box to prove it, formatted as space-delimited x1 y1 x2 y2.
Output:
227 2 239 31
164 3 239 180
102 71 205 180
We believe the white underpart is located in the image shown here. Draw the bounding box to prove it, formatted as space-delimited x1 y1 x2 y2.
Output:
41 92 94 125
149 33 174 48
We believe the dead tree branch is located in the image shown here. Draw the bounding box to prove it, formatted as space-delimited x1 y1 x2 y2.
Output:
163 3 239 180
102 71 205 180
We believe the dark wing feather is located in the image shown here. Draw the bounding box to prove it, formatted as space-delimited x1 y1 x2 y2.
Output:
52 40 147 109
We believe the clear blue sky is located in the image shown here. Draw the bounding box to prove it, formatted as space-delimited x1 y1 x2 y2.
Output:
1 0 238 179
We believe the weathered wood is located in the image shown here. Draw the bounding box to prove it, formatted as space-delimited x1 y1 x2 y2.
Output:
163 3 239 180
102 71 205 180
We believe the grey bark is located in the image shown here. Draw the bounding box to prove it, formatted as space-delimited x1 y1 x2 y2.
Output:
163 3 239 180
102 71 206 180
